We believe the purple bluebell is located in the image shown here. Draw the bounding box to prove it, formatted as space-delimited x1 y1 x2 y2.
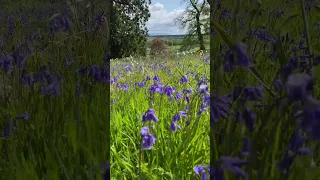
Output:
76 66 87 76
126 65 133 72
0 55 14 73
65 56 74 67
164 85 175 98
273 79 283 92
142 109 159 123
49 16 71 34
153 75 160 82
183 88 192 94
0 119 16 138
210 165 225 180
185 96 190 103
219 9 232 20
180 75 188 84
102 162 110 180
234 43 254 68
232 86 264 101
199 85 208 94
211 28 217 36
277 153 295 174
297 108 320 142
193 165 208 180
255 29 276 43
175 92 183 100
40 74 61 96
149 83 164 94
21 71 34 87
197 103 208 116
136 82 145 88
88 65 109 83
120 83 129 92
15 112 29 120
172 111 187 123
285 73 314 101
219 156 248 178
140 126 156 149
170 122 181 132
170 111 187 132
211 95 232 123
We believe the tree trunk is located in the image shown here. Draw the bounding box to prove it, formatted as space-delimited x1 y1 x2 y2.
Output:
196 14 205 51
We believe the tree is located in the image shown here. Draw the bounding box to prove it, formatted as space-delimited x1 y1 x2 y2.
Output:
150 38 169 57
174 0 209 51
109 0 151 59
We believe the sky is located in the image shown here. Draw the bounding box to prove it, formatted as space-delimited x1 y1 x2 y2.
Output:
146 1 188 36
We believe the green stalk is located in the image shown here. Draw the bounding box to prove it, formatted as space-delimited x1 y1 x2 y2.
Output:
300 0 312 65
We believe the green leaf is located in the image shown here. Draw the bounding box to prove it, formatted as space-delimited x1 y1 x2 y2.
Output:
210 20 235 48
279 14 300 35
210 20 275 97
275 36 288 67
248 67 276 97
275 14 299 67
46 13 61 23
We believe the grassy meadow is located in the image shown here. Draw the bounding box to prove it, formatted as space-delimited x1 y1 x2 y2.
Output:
209 0 320 179
146 35 210 54
0 0 320 180
110 54 210 179
0 1 109 179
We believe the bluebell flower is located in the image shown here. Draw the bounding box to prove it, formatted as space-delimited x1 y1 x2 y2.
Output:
149 83 164 94
153 75 160 82
211 95 232 123
180 75 188 84
142 109 159 123
219 156 248 178
40 73 62 96
65 56 74 67
164 85 175 98
140 126 156 149
175 92 183 100
136 82 145 88
285 73 314 101
194 165 209 180
0 55 14 73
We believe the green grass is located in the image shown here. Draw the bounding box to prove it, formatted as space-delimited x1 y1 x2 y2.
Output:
0 1 109 180
110 55 210 179
209 0 320 179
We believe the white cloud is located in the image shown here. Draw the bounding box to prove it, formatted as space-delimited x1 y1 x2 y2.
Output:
147 2 187 35
150 2 164 11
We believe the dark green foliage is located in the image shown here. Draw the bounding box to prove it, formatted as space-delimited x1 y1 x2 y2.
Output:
110 0 151 58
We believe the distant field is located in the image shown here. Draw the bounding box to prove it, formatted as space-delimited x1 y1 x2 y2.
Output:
146 34 210 53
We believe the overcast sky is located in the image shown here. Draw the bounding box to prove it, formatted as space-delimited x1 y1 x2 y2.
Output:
146 1 188 35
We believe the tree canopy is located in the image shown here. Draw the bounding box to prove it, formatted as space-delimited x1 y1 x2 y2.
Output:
108 0 151 58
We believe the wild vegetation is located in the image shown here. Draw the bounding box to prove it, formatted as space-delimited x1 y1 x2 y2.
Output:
208 0 320 179
1 0 319 179
0 0 110 179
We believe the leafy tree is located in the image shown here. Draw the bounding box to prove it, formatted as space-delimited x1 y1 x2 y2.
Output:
174 0 209 51
107 0 151 59
150 38 169 56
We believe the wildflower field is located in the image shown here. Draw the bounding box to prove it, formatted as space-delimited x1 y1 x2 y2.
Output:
1 0 320 179
110 55 210 179
208 0 320 179
0 1 109 179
